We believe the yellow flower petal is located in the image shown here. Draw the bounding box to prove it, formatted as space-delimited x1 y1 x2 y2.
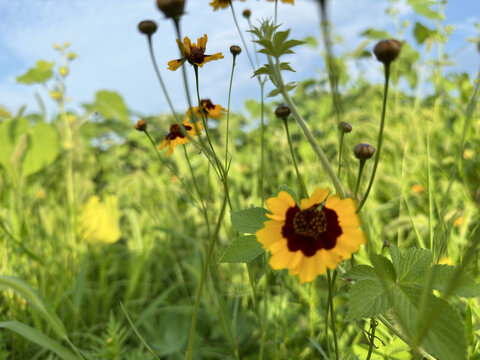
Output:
301 187 329 209
266 191 296 220
168 59 185 71
197 34 207 51
256 221 283 247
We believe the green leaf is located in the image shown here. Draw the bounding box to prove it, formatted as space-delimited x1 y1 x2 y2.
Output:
353 337 411 359
370 254 396 282
0 117 29 174
273 30 290 51
413 22 436 44
342 265 377 281
360 29 392 40
345 279 392 320
303 36 318 48
253 66 271 77
267 88 282 98
279 62 295 72
430 264 480 297
219 235 264 263
16 60 55 84
390 245 431 283
280 39 305 54
230 207 269 234
94 90 129 123
0 321 77 360
407 0 441 20
22 121 59 177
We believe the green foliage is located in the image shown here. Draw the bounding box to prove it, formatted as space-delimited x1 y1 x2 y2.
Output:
413 22 436 44
16 60 55 84
219 235 264 263
94 90 130 123
407 0 442 20
230 207 269 234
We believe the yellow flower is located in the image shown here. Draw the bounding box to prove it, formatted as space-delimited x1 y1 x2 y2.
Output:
267 0 294 4
159 117 203 157
79 195 121 245
256 188 366 283
210 0 245 11
187 99 226 120
411 184 425 193
168 35 223 71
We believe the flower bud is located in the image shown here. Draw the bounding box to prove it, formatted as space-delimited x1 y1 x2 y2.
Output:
230 45 241 56
373 39 402 64
134 119 147 132
242 9 251 18
275 105 291 120
156 0 185 19
339 121 352 133
353 143 375 160
138 20 158 36
58 67 68 77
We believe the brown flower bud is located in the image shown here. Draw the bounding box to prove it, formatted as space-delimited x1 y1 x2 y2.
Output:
138 20 158 36
353 143 375 160
230 45 242 56
156 0 185 19
339 121 352 133
134 119 147 132
242 9 251 18
373 39 402 64
383 240 391 248
275 105 291 120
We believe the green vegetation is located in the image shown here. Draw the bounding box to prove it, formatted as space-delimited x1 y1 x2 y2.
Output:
1 0 480 359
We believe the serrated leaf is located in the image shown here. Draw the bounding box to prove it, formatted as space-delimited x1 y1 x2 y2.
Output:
390 245 431 283
431 264 480 297
353 337 410 359
275 184 299 205
345 279 392 320
370 254 396 282
230 207 269 234
342 265 377 281
273 30 291 51
16 60 54 84
219 235 264 263
94 90 129 123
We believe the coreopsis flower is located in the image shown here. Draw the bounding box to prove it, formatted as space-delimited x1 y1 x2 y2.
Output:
267 0 294 4
187 99 226 120
209 0 245 11
256 188 366 283
168 35 223 71
79 195 121 245
159 118 203 157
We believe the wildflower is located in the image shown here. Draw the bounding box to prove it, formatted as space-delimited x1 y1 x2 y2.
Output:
230 45 242 56
242 9 251 18
453 217 463 227
159 118 203 157
138 20 158 36
274 105 291 121
267 0 294 4
79 195 121 245
256 188 366 283
134 119 147 132
411 184 424 193
168 35 223 71
58 67 68 77
339 121 352 133
187 99 226 120
210 0 245 11
156 0 185 19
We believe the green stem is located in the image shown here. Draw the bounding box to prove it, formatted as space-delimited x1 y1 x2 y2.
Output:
365 319 377 360
225 54 237 172
274 0 278 24
337 132 345 176
146 36 181 124
229 2 255 72
283 120 308 198
357 63 390 211
260 82 265 203
326 270 339 360
354 160 366 199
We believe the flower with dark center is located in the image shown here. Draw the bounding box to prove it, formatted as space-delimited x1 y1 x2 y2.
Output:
256 188 366 283
188 99 226 120
158 118 203 157
168 35 223 71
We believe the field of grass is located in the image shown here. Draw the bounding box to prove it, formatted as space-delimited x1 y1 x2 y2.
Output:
1 0 480 359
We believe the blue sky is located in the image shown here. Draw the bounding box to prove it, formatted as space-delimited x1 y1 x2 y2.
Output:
0 0 478 119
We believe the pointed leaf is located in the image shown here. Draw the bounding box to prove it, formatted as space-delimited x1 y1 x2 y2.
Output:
16 60 54 84
230 207 269 234
219 235 264 263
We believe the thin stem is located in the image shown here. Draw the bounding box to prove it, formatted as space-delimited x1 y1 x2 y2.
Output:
229 2 256 72
274 0 278 25
146 36 181 124
365 319 377 360
283 119 308 198
357 63 390 211
225 54 237 171
259 82 265 203
354 160 366 199
326 270 339 360
337 132 345 176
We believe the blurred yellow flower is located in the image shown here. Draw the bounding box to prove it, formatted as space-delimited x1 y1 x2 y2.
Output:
210 0 245 11
159 118 203 157
79 195 121 244
411 184 425 193
168 35 223 70
187 99 226 120
267 0 294 4
59 67 68 77
463 149 474 159
453 217 463 227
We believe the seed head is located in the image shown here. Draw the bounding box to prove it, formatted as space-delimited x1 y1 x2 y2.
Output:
242 9 251 18
156 0 185 19
138 20 158 36
134 119 147 132
275 105 291 120
230 45 242 56
339 121 352 133
353 143 375 160
373 39 402 64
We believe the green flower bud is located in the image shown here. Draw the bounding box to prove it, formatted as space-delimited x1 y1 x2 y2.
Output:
138 20 158 36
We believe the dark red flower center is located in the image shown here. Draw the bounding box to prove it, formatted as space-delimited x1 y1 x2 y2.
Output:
189 46 205 64
201 99 215 110
166 123 192 141
282 204 342 257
